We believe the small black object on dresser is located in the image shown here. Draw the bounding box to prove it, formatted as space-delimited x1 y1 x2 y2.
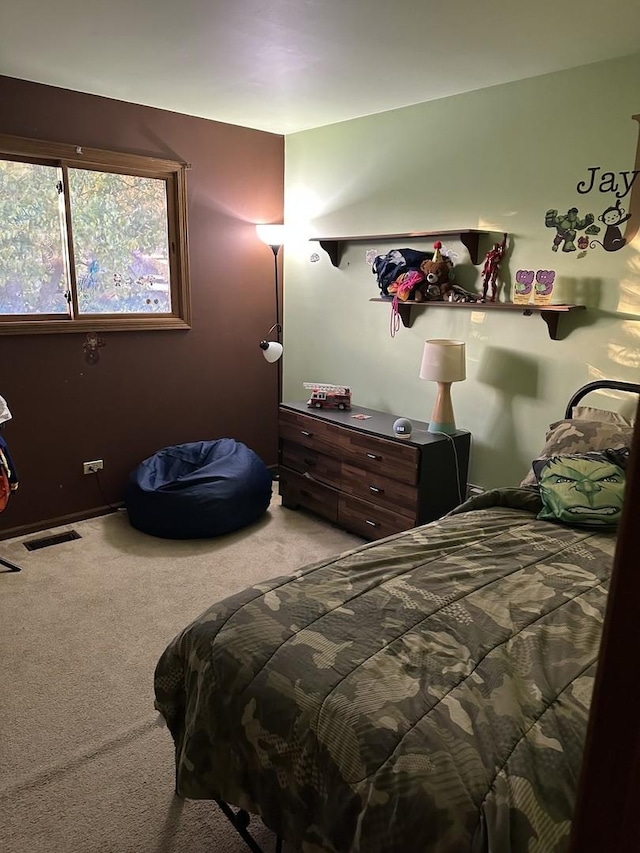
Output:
278 402 470 540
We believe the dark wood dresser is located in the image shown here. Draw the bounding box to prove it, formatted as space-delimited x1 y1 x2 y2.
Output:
278 402 471 540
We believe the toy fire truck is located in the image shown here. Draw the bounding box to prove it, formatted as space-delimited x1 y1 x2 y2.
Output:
304 383 352 410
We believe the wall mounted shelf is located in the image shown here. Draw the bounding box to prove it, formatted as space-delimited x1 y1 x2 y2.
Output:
311 229 490 266
369 298 587 340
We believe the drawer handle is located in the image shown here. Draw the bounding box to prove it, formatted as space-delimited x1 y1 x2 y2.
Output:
369 485 383 494
300 430 313 437
303 457 317 466
366 452 381 460
365 519 379 527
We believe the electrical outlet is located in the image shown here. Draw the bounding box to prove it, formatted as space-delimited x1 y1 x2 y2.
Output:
83 459 104 475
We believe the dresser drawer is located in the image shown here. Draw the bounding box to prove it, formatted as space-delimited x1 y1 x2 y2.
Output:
338 495 415 540
341 462 418 514
339 432 419 485
279 409 342 455
279 469 339 523
281 443 341 487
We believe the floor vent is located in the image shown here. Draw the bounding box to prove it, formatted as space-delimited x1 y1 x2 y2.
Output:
24 530 82 551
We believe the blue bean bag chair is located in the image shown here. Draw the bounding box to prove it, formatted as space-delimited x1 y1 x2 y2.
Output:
125 439 272 539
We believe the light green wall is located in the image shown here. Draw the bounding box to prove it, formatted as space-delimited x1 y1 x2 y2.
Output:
282 54 640 488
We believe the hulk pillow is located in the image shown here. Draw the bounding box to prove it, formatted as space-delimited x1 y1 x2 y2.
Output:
532 449 628 528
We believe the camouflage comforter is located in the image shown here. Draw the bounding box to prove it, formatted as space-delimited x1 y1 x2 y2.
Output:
154 489 615 852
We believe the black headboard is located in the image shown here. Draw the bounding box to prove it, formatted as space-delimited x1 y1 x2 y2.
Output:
565 380 640 419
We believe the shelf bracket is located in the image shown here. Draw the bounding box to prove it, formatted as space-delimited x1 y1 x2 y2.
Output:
318 240 343 267
397 302 414 328
523 307 562 339
540 310 561 341
459 232 481 264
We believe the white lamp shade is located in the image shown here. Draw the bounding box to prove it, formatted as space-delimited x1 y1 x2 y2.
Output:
260 341 283 363
256 223 286 247
419 340 466 383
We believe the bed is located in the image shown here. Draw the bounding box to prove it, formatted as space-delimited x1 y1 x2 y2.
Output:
154 380 639 853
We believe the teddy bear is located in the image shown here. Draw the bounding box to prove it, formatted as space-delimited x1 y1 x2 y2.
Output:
414 242 478 303
413 242 453 302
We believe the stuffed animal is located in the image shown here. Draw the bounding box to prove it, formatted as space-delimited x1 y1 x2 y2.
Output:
414 242 454 302
414 242 478 303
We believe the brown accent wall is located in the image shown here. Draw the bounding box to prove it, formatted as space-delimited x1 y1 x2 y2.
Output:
0 76 284 538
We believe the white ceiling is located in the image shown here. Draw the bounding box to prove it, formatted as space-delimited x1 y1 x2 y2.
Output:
2 0 640 135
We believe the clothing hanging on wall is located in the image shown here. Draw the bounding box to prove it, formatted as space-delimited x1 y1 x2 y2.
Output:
0 395 11 426
0 394 21 572
0 435 18 511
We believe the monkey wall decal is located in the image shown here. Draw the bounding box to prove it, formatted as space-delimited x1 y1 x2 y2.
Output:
589 199 631 252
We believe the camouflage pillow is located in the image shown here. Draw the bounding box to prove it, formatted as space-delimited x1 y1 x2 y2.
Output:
532 449 628 528
520 418 632 487
571 405 635 427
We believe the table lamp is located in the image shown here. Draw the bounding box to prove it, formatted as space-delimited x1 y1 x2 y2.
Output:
419 339 466 434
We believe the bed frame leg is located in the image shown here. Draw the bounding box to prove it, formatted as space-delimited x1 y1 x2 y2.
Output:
215 800 283 853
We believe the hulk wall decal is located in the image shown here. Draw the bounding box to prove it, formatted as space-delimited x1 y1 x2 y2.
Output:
544 207 599 252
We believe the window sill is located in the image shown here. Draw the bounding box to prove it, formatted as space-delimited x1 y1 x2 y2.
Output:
0 316 191 335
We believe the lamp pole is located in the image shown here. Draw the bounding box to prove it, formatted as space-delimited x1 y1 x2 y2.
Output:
256 223 286 407
270 243 282 404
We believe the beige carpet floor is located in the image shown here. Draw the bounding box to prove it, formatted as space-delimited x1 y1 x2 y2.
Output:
0 490 363 853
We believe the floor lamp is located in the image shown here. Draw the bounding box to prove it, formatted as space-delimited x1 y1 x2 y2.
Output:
256 224 285 405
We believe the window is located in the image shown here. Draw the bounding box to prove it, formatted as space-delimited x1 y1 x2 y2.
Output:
0 134 191 334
